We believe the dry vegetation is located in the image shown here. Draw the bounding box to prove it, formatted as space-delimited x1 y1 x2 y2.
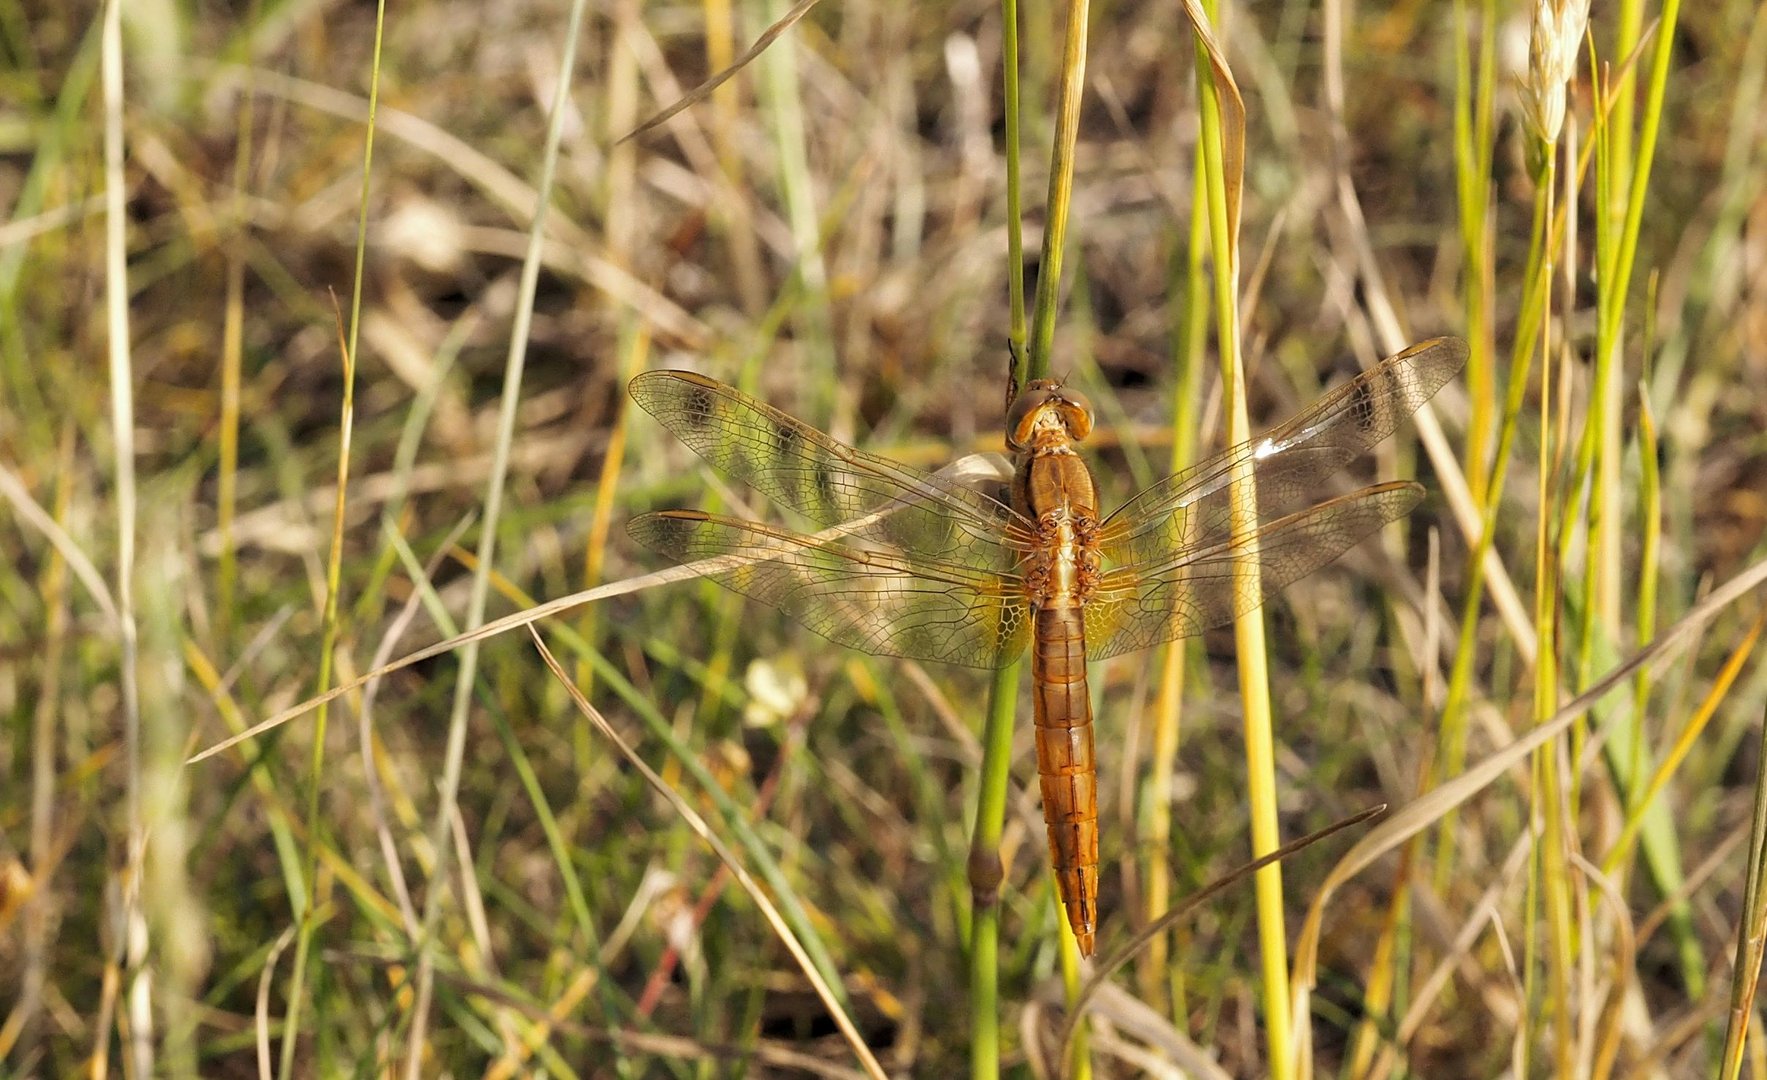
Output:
2 0 1766 1076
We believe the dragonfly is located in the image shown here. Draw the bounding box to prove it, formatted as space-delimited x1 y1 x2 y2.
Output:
627 337 1467 957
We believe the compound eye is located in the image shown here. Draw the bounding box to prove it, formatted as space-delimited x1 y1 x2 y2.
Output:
1006 386 1055 449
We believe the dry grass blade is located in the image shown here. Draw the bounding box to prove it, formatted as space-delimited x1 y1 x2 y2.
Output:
1179 0 1244 246
1603 607 1765 875
1078 984 1232 1080
1294 552 1767 991
186 455 1006 765
524 625 887 1080
1056 805 1386 1065
0 462 119 626
1721 702 1767 1079
619 0 825 144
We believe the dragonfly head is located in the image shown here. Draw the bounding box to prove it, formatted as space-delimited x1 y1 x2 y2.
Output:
1006 379 1094 452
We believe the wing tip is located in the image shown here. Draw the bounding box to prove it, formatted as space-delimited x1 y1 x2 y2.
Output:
1397 336 1470 397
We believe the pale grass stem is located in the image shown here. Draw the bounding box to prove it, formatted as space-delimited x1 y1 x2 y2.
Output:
1185 2 1294 1075
100 0 149 1072
401 0 586 1070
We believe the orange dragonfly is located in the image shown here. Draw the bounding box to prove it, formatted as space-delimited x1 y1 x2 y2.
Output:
628 337 1466 957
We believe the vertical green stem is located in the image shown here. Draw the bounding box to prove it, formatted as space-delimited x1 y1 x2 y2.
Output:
969 658 1021 1080
1027 0 1089 375
969 2 1029 1076
1001 0 1026 355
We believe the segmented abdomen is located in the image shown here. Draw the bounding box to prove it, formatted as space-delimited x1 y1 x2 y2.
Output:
1031 604 1099 957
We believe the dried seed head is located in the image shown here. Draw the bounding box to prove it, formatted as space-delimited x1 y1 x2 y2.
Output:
1522 0 1592 145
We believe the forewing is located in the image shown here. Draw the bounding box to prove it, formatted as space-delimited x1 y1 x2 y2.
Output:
630 370 1029 566
1084 482 1422 660
1096 337 1465 569
630 510 1032 669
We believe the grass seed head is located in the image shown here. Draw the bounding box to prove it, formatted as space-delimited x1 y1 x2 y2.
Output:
1522 0 1592 145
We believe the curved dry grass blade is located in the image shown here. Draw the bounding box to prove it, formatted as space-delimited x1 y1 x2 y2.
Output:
619 0 824 144
1293 553 1767 997
255 924 297 1079
1603 608 1764 876
1178 0 1244 246
0 461 119 627
524 626 887 1080
187 454 1006 765
1056 805 1386 1065
1070 983 1233 1080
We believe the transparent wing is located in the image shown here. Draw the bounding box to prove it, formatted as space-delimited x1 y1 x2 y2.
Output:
630 510 1032 669
1084 483 1422 660
630 369 1031 567
1096 337 1466 569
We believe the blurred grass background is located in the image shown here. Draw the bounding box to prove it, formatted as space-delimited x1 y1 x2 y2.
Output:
3 0 1767 1075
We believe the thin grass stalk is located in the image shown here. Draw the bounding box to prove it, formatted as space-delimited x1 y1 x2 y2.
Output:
1520 8 1593 1060
1599 0 1680 386
1189 6 1292 1073
968 2 1028 1075
1027 0 1087 373
1581 2 1706 996
979 0 1088 1072
99 0 150 1071
579 323 650 697
1590 0 1684 694
1604 612 1765 876
356 311 479 628
278 4 383 1071
1431 186 1552 888
1630 390 1660 781
1534 175 1574 1079
1380 3 1499 1048
1720 702 1767 1080
1518 752 1542 1077
1530 169 1558 1080
1001 0 1025 350
1141 168 1209 1019
759 0 833 415
1607 0 1644 187
215 0 258 641
278 333 360 1074
969 659 1020 1080
1057 901 1092 1078
703 0 766 315
1587 18 1633 707
1452 0 1498 502
577 2 645 699
400 0 587 1070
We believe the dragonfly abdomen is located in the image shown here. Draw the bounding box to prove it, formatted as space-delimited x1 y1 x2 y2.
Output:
1032 604 1099 957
